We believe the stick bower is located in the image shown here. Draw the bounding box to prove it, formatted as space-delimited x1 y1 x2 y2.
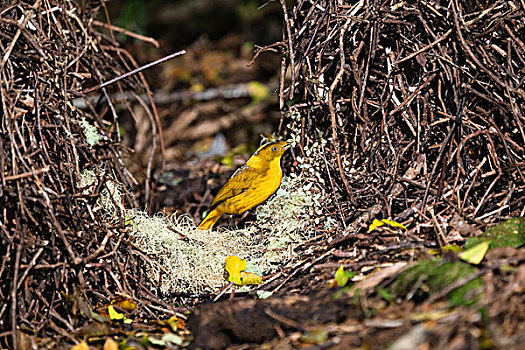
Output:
274 0 525 232
0 0 163 346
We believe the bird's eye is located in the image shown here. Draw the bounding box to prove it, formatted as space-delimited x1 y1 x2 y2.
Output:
271 146 277 151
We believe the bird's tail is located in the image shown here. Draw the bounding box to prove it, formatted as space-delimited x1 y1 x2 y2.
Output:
197 208 222 230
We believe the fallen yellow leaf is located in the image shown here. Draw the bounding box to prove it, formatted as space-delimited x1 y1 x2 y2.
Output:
71 341 89 350
460 241 490 265
103 338 119 350
225 256 262 285
225 256 247 284
107 305 124 320
368 218 407 232
240 271 262 285
112 297 136 312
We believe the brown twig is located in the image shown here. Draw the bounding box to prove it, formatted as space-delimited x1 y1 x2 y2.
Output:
92 20 160 48
80 50 186 94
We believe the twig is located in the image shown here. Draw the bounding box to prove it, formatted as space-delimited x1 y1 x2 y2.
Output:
80 50 186 94
395 29 452 64
92 20 160 47
279 0 295 99
4 166 50 181
0 0 42 70
248 42 285 67
327 18 354 201
11 243 22 350
273 248 335 293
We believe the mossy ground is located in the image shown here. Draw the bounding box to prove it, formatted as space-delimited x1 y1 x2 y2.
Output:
465 217 525 249
391 259 483 306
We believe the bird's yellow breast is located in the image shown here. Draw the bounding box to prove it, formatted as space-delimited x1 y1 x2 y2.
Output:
253 158 283 197
219 157 282 214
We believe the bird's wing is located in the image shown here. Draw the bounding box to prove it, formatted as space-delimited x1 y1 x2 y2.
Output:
209 165 253 208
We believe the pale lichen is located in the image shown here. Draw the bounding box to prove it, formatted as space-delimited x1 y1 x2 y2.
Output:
79 117 102 146
79 168 124 219
127 175 320 295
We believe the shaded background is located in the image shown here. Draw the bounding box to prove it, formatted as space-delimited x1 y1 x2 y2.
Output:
104 0 287 218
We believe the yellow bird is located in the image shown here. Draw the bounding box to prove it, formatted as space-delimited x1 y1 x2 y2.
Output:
198 141 290 230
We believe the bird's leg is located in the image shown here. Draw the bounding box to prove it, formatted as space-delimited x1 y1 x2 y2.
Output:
228 215 236 229
239 211 251 225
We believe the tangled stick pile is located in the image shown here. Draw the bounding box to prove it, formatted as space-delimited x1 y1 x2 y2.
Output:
274 0 525 233
0 0 164 345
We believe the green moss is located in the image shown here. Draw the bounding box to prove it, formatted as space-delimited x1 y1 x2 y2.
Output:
465 217 525 249
449 277 483 307
392 259 482 306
